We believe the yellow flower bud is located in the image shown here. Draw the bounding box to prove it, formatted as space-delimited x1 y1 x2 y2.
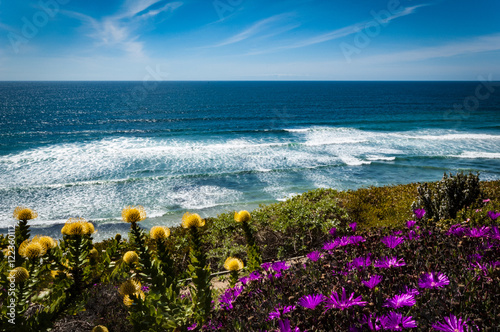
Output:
92 326 109 332
13 206 38 221
224 257 244 271
181 212 205 229
123 251 139 264
234 210 251 223
118 279 141 296
122 206 146 223
150 226 170 240
9 267 29 283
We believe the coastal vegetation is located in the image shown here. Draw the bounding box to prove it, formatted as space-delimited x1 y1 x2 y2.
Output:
0 173 499 331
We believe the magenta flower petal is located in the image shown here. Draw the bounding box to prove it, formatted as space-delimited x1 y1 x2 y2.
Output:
325 288 367 311
413 209 426 219
381 312 417 330
307 251 323 262
406 220 417 229
297 294 326 310
374 256 406 269
418 272 450 289
432 314 468 332
487 210 500 220
381 235 405 249
383 293 416 309
362 275 383 289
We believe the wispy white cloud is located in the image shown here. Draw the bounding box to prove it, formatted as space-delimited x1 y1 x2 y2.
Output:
359 33 500 64
62 1 183 58
209 13 297 48
246 4 428 55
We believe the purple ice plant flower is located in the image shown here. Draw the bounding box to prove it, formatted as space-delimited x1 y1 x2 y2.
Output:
268 305 296 320
483 198 490 203
374 256 406 269
329 227 337 236
380 312 417 331
261 262 272 271
408 230 420 240
337 236 353 247
219 285 244 310
187 323 197 330
487 210 500 221
418 272 450 289
349 222 357 232
467 226 490 238
323 240 338 251
400 286 420 297
406 220 417 229
349 235 366 245
381 235 405 249
297 294 326 310
362 275 383 289
432 314 468 332
307 251 323 262
447 224 466 236
489 226 500 240
360 314 384 331
467 253 483 263
239 275 249 285
278 319 301 332
383 293 416 309
325 288 367 311
393 230 403 236
240 272 260 285
413 209 426 219
249 270 261 280
272 261 290 273
348 256 372 270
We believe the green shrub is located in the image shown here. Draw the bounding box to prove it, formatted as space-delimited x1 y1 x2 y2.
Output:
412 172 480 221
339 183 418 229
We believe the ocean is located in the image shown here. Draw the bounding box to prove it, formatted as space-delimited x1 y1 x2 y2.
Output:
1 81 499 240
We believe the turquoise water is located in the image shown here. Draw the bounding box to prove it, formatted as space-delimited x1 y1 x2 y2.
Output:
1 81 499 240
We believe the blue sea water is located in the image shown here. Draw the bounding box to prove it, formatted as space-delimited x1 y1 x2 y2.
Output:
1 81 499 240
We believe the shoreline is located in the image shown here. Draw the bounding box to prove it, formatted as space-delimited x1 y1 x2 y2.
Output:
5 178 499 243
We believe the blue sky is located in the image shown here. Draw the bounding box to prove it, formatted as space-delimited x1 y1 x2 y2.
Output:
0 0 499 80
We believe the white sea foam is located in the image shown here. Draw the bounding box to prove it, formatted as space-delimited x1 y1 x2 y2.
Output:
450 152 500 159
366 155 396 161
1 126 499 227
338 155 371 166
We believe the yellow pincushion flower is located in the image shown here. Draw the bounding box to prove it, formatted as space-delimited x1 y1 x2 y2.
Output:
61 218 94 236
92 326 109 332
123 251 139 264
89 248 99 259
9 267 29 283
38 236 57 251
19 239 46 259
13 206 38 221
118 279 141 296
122 206 146 223
181 212 205 229
224 257 244 271
150 226 170 240
234 210 251 223
84 222 96 235
123 290 145 306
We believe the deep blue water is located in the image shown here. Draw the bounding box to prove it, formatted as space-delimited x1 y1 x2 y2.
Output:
1 81 499 240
